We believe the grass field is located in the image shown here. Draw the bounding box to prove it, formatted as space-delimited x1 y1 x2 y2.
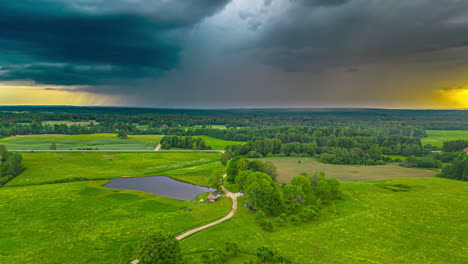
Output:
259 157 437 182
422 130 468 147
7 152 222 187
1 151 466 264
181 177 468 264
0 134 163 150
0 181 231 264
196 136 246 150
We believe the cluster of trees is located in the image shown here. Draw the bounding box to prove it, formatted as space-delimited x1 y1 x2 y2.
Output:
226 158 340 229
223 136 425 165
225 157 278 182
160 136 210 150
0 145 25 186
442 140 468 152
239 170 340 230
120 232 290 264
120 232 183 264
186 242 291 264
439 154 468 181
400 156 443 169
193 125 426 143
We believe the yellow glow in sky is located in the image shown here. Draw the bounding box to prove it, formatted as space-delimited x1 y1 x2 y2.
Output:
436 88 468 109
0 85 119 106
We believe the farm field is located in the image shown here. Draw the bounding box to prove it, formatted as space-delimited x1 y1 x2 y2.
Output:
259 157 437 182
422 130 468 147
0 134 164 150
196 136 246 150
0 181 231 264
181 177 468 264
6 152 222 187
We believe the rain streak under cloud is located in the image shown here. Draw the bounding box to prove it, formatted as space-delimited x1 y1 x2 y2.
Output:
1 0 468 109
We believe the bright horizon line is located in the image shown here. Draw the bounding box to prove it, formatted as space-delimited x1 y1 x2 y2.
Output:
0 105 467 111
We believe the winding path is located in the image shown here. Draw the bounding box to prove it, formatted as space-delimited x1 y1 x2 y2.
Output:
131 175 236 264
176 184 237 240
154 144 161 151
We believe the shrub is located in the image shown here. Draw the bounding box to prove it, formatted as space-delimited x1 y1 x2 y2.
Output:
259 219 274 232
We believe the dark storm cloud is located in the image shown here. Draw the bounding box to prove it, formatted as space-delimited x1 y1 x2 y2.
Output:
257 0 468 72
0 0 230 85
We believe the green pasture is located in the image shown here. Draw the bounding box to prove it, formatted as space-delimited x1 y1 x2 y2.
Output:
422 130 468 147
0 134 163 150
0 181 231 264
6 152 222 187
181 177 468 264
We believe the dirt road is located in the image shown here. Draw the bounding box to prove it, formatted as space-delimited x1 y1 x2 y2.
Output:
176 185 237 240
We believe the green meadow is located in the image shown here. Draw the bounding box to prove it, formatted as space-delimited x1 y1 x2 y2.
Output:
0 181 231 264
422 130 468 147
0 150 466 264
6 152 222 187
0 134 164 150
0 134 244 150
181 177 468 264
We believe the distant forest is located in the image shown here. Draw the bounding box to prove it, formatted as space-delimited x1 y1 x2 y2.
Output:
1 106 467 181
1 106 468 137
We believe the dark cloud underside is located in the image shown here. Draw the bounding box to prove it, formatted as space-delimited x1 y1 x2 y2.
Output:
1 0 468 109
0 0 229 85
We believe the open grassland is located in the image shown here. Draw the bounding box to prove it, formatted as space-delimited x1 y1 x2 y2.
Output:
196 136 246 150
7 152 222 187
260 157 437 182
181 178 468 264
0 134 164 150
0 181 231 264
422 130 468 147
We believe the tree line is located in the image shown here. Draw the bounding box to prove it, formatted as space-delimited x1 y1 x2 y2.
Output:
222 135 425 166
439 153 468 181
3 106 468 129
160 136 210 150
2 107 468 138
442 140 468 152
226 158 341 231
0 145 25 186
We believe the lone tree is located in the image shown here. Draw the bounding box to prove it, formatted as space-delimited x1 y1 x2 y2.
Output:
50 142 57 150
117 130 128 139
134 232 182 264
0 144 7 162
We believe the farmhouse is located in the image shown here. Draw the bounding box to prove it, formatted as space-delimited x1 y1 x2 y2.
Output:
464 148 468 154
206 192 220 202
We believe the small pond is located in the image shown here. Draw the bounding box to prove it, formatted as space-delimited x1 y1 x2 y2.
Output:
104 176 214 200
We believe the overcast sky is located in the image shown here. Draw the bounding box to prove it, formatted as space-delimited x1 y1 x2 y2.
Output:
1 0 468 108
